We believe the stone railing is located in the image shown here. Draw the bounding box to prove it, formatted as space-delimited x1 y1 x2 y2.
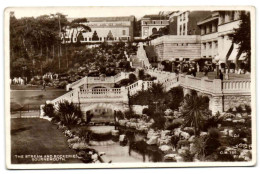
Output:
51 90 76 106
179 74 251 95
66 72 132 91
79 88 124 99
222 80 251 94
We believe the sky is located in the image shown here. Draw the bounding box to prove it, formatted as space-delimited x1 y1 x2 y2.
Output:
10 7 178 20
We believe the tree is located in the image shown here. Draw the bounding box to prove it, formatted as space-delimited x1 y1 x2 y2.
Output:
229 11 251 71
166 86 184 110
68 18 91 43
92 30 99 41
179 92 209 136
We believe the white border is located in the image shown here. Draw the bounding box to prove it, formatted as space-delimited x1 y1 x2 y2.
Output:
3 6 257 170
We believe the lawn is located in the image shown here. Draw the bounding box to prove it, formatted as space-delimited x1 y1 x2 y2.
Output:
11 89 66 111
11 118 82 164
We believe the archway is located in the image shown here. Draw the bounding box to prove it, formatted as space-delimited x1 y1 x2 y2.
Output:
152 28 158 34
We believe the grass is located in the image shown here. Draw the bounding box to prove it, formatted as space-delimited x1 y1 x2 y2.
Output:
11 118 82 164
11 89 66 111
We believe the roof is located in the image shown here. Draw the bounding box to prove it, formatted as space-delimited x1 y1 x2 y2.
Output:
197 12 219 26
142 14 168 20
68 16 135 22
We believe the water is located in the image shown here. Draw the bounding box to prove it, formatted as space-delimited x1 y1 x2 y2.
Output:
89 126 166 163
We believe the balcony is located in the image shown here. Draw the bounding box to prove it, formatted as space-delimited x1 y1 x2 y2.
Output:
218 20 241 35
201 32 218 42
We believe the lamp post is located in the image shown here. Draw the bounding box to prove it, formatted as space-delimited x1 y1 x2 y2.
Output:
214 55 220 79
179 57 184 73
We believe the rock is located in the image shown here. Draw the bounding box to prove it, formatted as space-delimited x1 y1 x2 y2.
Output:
188 135 195 142
228 130 234 137
72 142 89 150
180 132 190 140
129 122 137 128
111 130 119 136
161 130 171 138
67 136 80 144
174 128 182 136
118 120 128 126
184 127 194 131
164 109 173 116
98 152 106 156
146 136 159 145
200 132 207 136
237 119 245 123
91 153 98 161
236 113 242 118
119 134 126 142
190 143 196 154
159 145 172 152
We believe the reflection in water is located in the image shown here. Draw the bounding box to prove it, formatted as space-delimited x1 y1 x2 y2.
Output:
91 126 166 163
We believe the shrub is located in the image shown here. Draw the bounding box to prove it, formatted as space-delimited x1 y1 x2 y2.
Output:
180 150 195 162
229 63 236 69
151 112 166 130
205 128 221 156
236 105 243 113
166 119 183 130
171 135 180 147
57 101 83 127
177 140 190 150
43 103 56 118
245 105 251 114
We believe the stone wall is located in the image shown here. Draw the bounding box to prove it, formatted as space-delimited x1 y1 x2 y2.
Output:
223 95 251 111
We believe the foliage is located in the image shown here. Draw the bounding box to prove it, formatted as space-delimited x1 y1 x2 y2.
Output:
166 119 183 130
165 86 184 110
43 103 56 118
57 101 83 126
179 92 209 136
150 112 166 130
229 11 251 71
138 69 145 80
204 128 221 156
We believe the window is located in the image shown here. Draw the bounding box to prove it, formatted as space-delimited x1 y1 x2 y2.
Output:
183 23 186 35
179 25 182 35
230 11 235 21
180 14 182 21
183 12 186 21
122 30 126 35
84 37 87 41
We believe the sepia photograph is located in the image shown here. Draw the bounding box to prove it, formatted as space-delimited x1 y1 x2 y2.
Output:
4 6 256 169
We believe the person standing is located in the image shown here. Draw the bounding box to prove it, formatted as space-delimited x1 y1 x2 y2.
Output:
219 70 224 80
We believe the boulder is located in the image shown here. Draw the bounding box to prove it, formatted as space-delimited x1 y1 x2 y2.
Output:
119 134 126 142
72 142 89 150
180 132 190 140
188 135 195 142
200 132 207 136
146 136 159 145
159 145 172 152
91 153 98 162
118 120 128 126
111 130 119 136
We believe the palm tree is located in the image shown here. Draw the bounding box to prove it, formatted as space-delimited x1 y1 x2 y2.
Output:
180 92 209 136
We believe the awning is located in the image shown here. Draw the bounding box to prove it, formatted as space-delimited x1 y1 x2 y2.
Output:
228 44 239 61
238 52 247 61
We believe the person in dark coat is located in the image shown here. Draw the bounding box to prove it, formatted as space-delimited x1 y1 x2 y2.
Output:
219 71 224 80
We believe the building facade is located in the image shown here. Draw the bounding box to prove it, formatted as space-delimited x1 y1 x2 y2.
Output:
140 15 169 39
197 11 244 64
197 12 219 59
63 16 135 43
150 35 201 62
176 11 211 36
